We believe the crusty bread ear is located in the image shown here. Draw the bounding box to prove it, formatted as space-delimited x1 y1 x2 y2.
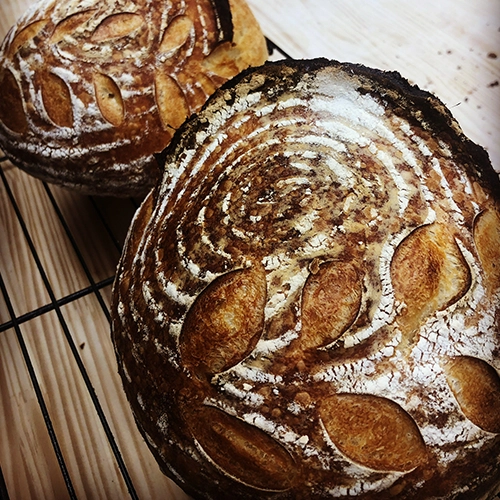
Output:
0 0 268 196
111 58 500 499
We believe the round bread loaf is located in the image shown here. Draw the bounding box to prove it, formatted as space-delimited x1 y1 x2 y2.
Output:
111 59 500 499
0 0 267 196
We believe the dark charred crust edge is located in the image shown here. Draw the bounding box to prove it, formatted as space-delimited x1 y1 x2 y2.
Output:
157 57 500 201
209 0 233 44
350 63 500 200
115 58 500 500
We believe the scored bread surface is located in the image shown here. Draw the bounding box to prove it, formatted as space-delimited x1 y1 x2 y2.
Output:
111 59 500 499
0 0 268 196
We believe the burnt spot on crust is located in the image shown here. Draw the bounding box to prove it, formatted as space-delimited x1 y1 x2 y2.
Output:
209 0 234 44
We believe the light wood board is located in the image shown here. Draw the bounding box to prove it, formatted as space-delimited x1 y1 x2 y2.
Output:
0 0 499 499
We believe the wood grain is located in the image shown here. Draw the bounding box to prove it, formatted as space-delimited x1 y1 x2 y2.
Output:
247 0 500 172
0 164 52 318
0 0 498 499
0 328 69 499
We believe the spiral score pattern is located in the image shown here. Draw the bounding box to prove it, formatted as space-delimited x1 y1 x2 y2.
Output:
112 59 500 499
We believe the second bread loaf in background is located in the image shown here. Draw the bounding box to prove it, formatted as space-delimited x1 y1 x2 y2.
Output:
0 0 268 196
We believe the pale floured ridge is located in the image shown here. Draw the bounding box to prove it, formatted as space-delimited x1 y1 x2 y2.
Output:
111 59 500 499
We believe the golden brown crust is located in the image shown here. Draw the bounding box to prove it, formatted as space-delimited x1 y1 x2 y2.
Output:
111 59 500 499
443 356 500 434
319 394 428 473
0 0 268 196
390 224 472 334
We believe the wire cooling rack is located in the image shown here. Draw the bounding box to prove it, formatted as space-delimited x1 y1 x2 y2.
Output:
1 38 499 500
0 162 139 499
0 40 289 500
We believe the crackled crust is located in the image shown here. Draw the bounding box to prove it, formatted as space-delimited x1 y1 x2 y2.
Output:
111 59 500 499
0 0 267 196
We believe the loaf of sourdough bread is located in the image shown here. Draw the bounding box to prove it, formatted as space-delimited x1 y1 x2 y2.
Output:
0 0 267 196
111 59 500 499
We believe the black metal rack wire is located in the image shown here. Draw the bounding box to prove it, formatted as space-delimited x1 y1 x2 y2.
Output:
0 154 141 500
0 38 499 500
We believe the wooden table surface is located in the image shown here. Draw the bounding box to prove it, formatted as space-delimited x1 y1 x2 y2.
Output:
0 0 499 499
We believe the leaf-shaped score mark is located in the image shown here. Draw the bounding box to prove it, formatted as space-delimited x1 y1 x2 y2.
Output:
159 15 193 53
443 356 500 434
93 73 124 126
91 13 144 42
202 41 241 79
189 406 297 491
154 72 188 130
300 261 362 350
390 223 471 334
49 10 96 44
180 264 266 377
41 72 73 128
473 208 500 292
0 69 27 133
7 19 49 57
319 394 427 472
